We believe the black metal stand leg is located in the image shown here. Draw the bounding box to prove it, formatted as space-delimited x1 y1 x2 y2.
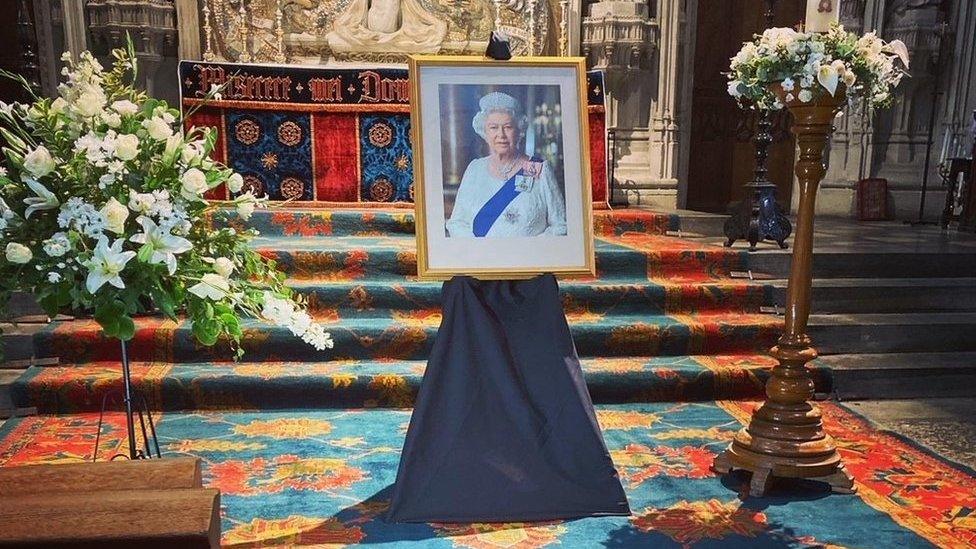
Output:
120 340 138 460
91 340 161 461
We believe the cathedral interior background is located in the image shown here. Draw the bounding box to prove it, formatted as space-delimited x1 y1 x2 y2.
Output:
3 0 974 219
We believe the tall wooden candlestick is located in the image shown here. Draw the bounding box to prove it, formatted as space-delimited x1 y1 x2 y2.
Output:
713 86 856 497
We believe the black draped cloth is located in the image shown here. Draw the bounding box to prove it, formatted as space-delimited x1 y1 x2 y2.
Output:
385 275 630 523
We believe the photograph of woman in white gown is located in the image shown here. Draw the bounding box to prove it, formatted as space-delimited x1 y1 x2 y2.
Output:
409 57 593 278
443 90 567 238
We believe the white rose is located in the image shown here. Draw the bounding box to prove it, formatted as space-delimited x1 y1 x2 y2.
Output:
5 242 32 264
114 134 140 161
213 257 235 278
101 111 122 128
127 191 155 214
74 89 107 118
111 100 139 116
180 168 209 201
237 201 255 220
843 70 857 87
227 173 244 193
100 197 129 234
23 146 56 178
798 89 813 102
50 97 68 115
143 117 173 141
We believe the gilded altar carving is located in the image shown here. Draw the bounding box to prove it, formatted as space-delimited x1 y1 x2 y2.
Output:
199 0 560 64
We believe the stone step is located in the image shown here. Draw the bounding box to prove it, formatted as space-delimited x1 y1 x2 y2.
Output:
809 312 976 354
30 314 781 364
822 352 976 400
11 354 830 412
220 208 679 237
769 278 976 314
0 369 26 418
746 250 976 279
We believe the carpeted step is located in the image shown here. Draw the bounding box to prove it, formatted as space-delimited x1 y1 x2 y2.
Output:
217 208 680 238
293 279 769 317
33 314 782 364
0 402 971 548
12 355 830 413
255 234 748 281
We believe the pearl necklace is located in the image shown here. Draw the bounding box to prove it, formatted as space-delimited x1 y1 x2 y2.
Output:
491 155 521 179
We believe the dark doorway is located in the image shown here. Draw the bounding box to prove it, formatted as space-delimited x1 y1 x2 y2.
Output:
686 0 804 213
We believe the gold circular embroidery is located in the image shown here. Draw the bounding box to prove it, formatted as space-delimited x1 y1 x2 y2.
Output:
277 121 303 147
280 177 305 200
369 177 395 202
242 175 264 196
235 119 261 146
368 122 393 148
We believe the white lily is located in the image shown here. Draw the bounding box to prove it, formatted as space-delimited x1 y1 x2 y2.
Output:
84 236 136 293
129 216 192 274
817 62 840 96
23 179 60 218
188 273 230 301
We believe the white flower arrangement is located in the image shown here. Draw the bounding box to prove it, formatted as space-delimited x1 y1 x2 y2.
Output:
0 43 333 356
728 24 909 110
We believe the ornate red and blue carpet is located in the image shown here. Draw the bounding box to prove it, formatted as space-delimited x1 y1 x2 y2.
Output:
1 401 974 548
3 208 974 547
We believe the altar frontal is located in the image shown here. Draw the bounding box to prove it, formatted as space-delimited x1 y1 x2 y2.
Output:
179 61 608 206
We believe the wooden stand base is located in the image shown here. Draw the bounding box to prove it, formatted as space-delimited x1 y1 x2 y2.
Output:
713 440 856 497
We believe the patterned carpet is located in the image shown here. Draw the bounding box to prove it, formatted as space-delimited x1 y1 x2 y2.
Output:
3 208 975 548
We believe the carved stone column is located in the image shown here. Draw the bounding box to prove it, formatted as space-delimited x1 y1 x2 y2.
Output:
819 0 872 216
582 0 657 205
86 0 178 100
175 0 202 60
646 0 682 209
62 0 88 60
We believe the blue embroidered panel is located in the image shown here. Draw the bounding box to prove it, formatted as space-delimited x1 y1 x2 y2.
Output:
226 110 313 201
359 114 413 203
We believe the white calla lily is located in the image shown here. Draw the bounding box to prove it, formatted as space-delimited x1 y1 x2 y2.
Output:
129 216 193 274
23 178 60 218
84 237 136 293
817 63 840 96
885 39 910 69
188 273 231 301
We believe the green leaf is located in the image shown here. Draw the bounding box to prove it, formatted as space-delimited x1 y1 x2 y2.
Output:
94 305 121 338
116 315 136 341
191 318 220 346
219 313 241 338
0 128 26 152
137 243 155 263
151 287 177 319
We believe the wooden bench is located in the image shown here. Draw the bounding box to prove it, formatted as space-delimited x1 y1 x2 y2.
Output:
0 458 220 548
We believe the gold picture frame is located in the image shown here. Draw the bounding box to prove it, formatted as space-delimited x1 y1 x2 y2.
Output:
409 55 595 280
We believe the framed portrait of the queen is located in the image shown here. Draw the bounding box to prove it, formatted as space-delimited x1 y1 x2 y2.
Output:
409 56 595 279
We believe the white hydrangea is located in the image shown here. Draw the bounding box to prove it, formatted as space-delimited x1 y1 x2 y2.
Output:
43 232 71 257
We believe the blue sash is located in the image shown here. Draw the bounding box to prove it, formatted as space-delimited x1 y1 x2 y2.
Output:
472 157 541 238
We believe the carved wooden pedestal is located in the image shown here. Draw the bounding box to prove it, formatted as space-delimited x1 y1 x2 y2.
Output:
713 88 856 498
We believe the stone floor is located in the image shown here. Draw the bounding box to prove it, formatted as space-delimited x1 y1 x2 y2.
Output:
658 207 976 253
848 397 976 471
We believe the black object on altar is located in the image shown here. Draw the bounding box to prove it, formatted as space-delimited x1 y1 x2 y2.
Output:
386 275 630 523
